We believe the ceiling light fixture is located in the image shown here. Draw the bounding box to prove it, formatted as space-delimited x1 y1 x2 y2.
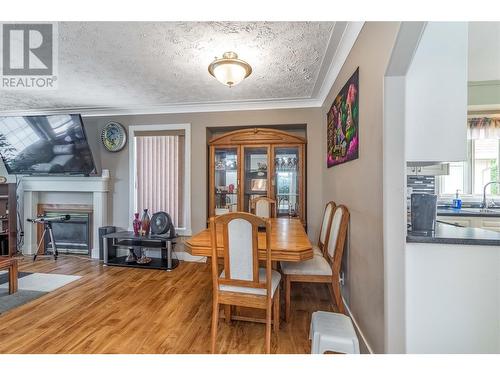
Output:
208 51 252 87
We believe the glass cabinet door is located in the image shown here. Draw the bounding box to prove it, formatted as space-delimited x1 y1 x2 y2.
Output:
243 146 269 212
273 146 300 218
213 147 239 215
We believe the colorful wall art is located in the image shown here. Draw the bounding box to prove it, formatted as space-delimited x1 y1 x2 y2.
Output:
327 68 359 168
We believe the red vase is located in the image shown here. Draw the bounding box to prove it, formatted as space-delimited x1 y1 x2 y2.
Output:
133 213 141 236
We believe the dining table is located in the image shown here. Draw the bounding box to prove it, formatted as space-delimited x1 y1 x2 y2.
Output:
185 217 313 262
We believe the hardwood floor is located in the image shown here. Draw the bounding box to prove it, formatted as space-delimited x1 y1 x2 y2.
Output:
0 256 337 354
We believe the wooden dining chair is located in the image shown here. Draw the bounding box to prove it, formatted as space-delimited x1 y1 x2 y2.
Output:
250 197 277 218
280 205 350 321
313 201 336 257
209 212 281 354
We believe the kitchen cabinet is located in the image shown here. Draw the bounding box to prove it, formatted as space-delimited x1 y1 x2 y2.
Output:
438 215 500 233
405 22 468 163
437 216 474 228
407 163 449 176
478 218 500 233
208 128 306 225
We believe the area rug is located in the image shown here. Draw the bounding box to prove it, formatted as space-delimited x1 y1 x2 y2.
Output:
0 271 81 315
0 271 32 285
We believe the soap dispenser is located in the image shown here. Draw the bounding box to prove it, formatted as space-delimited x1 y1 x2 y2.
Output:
452 189 462 209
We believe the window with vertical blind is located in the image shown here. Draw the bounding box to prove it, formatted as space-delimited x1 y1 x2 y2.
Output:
134 129 186 229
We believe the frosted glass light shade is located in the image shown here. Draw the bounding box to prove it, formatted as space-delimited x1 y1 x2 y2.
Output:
208 51 252 87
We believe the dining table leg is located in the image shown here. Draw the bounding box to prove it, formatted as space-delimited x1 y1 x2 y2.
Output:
273 287 280 332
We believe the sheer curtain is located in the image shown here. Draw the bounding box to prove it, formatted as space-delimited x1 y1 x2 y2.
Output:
135 130 185 228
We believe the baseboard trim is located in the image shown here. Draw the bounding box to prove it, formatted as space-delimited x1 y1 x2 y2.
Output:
342 296 374 354
174 251 207 263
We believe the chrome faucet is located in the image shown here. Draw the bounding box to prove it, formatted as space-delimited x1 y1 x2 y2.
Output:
481 181 500 208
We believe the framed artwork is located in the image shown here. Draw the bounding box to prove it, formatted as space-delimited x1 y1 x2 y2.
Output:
250 178 267 191
327 67 359 168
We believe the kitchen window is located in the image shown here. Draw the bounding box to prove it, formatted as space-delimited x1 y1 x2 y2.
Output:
439 117 500 198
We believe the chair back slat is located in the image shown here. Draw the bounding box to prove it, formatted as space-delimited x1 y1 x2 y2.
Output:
318 201 335 253
250 197 276 218
255 200 270 218
326 205 350 269
227 218 254 281
210 212 272 292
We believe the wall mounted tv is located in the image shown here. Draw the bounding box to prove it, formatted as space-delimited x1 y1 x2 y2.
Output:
0 114 96 175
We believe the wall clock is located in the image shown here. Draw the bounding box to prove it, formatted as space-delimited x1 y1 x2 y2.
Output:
0 176 6 184
101 122 127 152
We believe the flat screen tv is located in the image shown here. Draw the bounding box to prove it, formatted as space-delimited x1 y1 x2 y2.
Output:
0 114 96 175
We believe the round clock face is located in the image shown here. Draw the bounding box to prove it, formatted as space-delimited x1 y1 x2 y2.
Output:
101 122 127 152
0 176 6 184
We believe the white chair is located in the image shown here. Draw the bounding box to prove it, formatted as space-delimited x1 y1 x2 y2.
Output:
250 197 276 218
281 204 349 321
209 212 281 354
309 311 360 354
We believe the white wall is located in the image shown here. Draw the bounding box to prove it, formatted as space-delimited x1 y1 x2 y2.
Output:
383 76 407 353
405 22 468 163
406 242 500 353
383 21 426 354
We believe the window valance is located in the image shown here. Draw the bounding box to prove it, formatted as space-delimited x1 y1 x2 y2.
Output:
468 117 500 139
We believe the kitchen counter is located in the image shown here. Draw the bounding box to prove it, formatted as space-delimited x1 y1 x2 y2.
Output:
437 207 500 217
407 221 500 246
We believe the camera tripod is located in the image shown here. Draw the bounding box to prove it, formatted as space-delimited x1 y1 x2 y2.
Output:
33 221 58 261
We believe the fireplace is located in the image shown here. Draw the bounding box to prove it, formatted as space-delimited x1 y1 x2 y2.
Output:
37 204 93 256
23 175 109 259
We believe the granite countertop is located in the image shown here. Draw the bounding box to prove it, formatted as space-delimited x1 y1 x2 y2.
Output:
407 222 500 246
437 207 500 217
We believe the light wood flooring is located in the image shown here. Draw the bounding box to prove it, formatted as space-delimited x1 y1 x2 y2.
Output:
0 256 336 354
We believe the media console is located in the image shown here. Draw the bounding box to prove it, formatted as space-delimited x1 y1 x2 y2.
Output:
102 231 179 271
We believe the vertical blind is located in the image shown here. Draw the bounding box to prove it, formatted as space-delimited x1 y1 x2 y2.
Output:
135 131 185 228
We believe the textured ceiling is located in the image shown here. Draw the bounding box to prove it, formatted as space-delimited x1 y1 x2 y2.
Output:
0 22 336 112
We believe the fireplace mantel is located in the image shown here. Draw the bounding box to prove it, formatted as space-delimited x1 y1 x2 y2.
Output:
22 175 110 259
22 175 109 193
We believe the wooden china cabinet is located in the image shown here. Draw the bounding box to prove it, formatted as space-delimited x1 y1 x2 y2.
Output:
208 128 306 225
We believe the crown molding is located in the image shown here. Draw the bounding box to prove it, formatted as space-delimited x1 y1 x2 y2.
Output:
0 97 322 117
